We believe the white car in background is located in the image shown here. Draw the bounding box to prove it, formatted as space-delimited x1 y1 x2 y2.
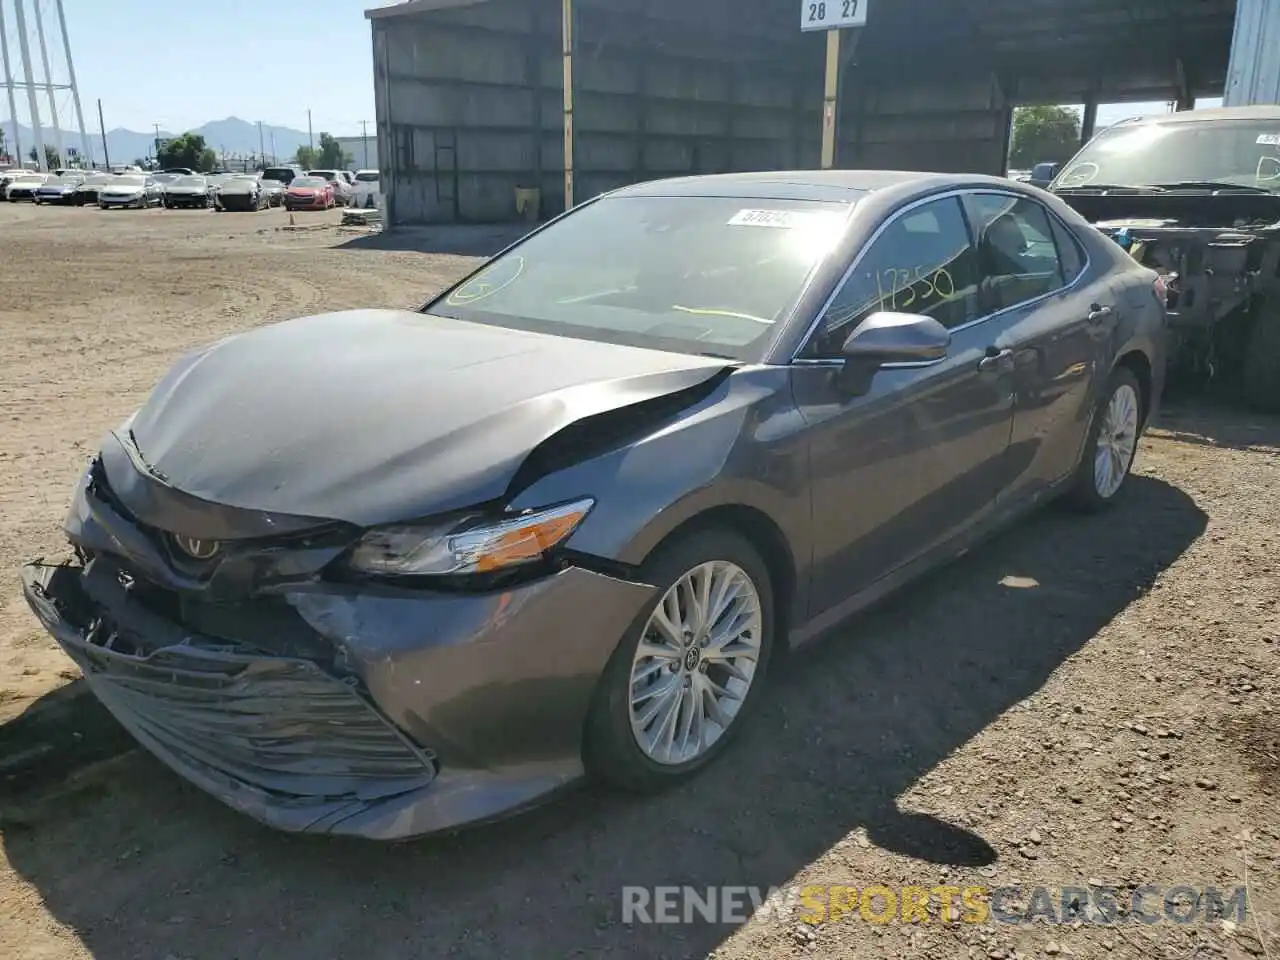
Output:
351 168 380 208
5 172 50 201
98 174 164 208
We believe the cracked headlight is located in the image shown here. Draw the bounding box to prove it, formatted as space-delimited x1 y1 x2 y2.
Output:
347 498 595 577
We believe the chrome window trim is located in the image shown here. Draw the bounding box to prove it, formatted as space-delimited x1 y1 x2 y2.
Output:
788 187 1094 367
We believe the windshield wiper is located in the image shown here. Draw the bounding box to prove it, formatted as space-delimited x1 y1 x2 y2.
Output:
1147 180 1277 194
1053 183 1167 194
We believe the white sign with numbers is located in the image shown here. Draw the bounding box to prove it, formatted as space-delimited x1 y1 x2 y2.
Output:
801 0 867 31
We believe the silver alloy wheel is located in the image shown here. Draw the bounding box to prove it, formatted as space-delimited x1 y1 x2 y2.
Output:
1094 383 1140 499
628 560 763 765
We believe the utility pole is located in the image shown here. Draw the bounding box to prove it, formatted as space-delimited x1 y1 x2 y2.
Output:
257 120 265 165
96 98 110 168
269 129 276 164
307 109 313 150
0 0 23 165
359 118 369 169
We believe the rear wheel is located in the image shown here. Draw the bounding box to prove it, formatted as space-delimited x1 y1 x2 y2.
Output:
1068 367 1144 512
584 529 775 793
1242 299 1280 413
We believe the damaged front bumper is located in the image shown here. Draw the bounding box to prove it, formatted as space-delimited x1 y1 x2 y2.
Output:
22 469 657 839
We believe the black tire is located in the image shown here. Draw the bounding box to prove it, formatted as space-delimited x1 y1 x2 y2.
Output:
1067 366 1144 513
1242 301 1280 414
583 528 776 793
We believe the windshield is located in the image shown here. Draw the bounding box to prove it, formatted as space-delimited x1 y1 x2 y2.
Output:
291 177 325 188
109 176 144 187
354 171 379 182
173 176 205 187
426 194 854 360
262 167 295 183
1055 117 1280 191
308 170 337 180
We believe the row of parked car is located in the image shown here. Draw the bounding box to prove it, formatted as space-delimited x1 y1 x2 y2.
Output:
0 165 381 213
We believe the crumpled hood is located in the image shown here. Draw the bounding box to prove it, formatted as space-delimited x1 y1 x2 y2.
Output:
125 309 729 527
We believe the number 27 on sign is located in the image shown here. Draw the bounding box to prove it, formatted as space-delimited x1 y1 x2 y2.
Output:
802 0 867 31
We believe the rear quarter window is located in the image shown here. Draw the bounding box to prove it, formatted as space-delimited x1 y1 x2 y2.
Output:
1050 218 1086 284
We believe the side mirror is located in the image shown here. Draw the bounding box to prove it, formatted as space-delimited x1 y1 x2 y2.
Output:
835 311 950 395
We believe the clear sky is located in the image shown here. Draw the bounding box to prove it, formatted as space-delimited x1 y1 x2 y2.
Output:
0 0 1226 138
7 0 380 135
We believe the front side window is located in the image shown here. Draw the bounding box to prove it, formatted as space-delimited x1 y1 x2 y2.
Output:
427 194 855 360
806 195 979 357
966 194 1066 313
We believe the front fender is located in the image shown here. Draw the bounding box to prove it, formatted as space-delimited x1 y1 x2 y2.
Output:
508 366 811 575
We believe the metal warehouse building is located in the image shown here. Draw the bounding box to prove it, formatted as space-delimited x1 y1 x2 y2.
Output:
366 0 1254 227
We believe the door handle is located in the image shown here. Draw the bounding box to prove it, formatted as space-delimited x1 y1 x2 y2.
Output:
978 348 1015 373
1088 303 1114 324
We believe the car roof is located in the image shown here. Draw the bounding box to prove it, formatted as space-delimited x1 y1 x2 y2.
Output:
607 169 1017 202
1114 104 1280 125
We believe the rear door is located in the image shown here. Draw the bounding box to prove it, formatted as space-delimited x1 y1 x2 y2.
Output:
791 193 1019 617
962 191 1116 503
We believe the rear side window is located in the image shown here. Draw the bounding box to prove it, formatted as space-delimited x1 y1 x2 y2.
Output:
807 195 980 356
1049 217 1085 284
965 193 1067 312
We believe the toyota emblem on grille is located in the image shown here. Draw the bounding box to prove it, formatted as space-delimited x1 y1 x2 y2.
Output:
171 534 222 560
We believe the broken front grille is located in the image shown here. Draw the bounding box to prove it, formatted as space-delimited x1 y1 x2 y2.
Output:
76 643 436 803
28 562 436 806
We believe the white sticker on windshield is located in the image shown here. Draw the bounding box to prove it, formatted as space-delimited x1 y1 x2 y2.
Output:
728 208 845 229
1257 133 1280 145
729 208 802 227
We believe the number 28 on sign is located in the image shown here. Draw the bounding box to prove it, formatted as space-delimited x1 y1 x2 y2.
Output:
801 0 867 31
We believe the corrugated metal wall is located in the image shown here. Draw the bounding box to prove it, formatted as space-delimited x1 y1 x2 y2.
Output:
372 0 1014 226
1223 0 1280 106
371 0 1239 227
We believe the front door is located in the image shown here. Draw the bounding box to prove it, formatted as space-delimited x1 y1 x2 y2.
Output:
792 193 1019 619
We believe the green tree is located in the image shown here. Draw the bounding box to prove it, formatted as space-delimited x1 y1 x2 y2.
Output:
156 132 218 172
28 144 61 168
1009 106 1082 168
315 132 351 170
294 144 319 169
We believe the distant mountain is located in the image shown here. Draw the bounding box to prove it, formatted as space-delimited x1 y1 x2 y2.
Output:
0 116 316 166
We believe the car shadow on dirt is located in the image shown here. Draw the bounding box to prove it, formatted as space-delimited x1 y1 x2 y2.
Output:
1 476 1206 960
335 224 531 257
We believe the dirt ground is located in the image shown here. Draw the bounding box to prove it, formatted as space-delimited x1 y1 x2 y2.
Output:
0 201 1277 960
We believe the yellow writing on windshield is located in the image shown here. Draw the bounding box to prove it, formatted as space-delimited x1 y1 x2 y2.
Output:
446 256 526 306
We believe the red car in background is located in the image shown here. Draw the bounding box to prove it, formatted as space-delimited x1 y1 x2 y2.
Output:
284 176 334 211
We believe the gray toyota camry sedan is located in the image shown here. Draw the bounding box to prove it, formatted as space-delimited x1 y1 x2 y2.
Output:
22 170 1167 839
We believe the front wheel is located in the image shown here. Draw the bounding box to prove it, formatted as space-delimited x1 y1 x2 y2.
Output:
584 529 775 793
1068 367 1144 512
